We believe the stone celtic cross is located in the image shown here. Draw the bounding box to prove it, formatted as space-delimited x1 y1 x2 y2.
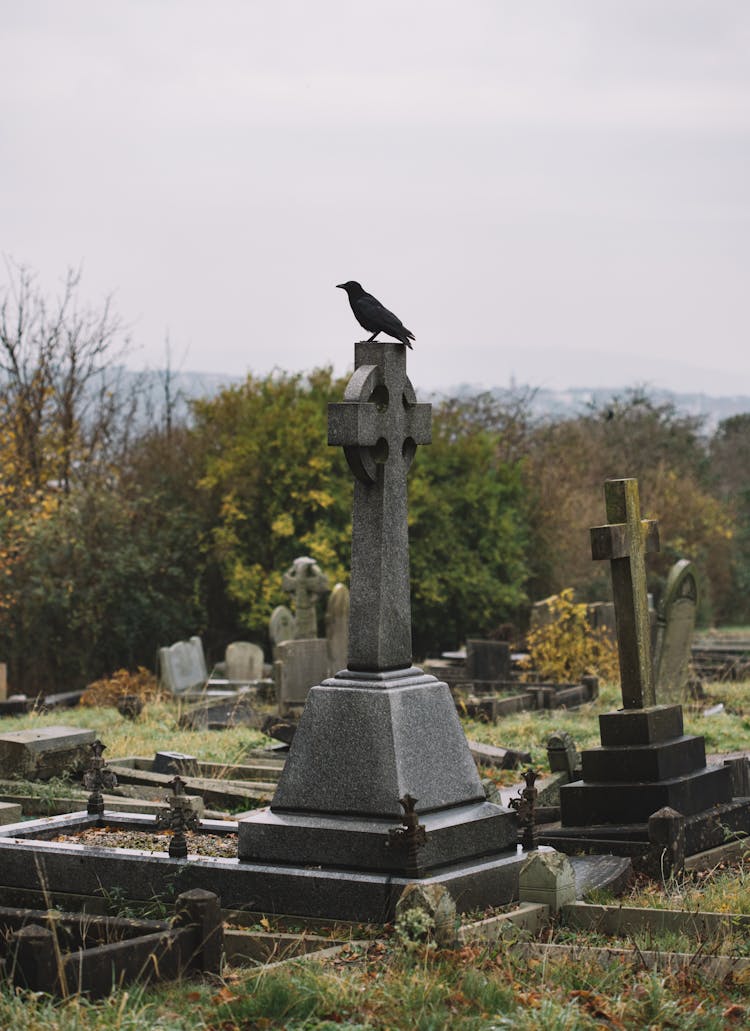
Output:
328 341 431 671
282 556 329 638
590 478 660 709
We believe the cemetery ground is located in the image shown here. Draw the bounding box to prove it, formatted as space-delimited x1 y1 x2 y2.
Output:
0 674 748 1028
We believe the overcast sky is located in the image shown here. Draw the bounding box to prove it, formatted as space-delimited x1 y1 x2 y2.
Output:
3 1 749 396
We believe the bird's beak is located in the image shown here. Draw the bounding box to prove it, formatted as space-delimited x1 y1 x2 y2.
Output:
335 283 345 289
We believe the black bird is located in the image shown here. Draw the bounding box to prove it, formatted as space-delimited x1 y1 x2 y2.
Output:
336 281 415 348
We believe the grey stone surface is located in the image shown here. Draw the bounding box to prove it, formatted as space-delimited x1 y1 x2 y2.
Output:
560 764 732 824
239 798 518 871
268 606 295 657
158 636 208 694
0 726 96 781
153 752 198 776
328 341 430 671
396 883 457 946
599 704 684 746
271 669 485 818
519 850 576 912
654 559 699 704
0 801 22 824
282 556 329 639
0 826 528 921
325 582 350 674
581 735 707 783
274 638 330 713
569 854 632 897
225 642 264 682
466 640 511 683
547 731 579 776
469 739 532 770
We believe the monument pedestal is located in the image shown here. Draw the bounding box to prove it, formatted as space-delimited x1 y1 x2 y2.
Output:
239 667 525 917
540 480 749 860
557 704 733 832
539 702 748 857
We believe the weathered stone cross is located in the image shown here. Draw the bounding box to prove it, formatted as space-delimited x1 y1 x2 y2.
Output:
590 478 660 709
328 341 431 671
282 556 329 639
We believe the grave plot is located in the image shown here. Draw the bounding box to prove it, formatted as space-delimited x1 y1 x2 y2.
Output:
538 478 750 862
426 635 601 721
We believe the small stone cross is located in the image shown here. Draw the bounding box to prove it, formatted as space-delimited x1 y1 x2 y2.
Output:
282 556 329 638
590 478 660 709
329 341 431 670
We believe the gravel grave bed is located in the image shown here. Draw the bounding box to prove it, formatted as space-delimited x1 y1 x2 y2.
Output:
50 827 238 858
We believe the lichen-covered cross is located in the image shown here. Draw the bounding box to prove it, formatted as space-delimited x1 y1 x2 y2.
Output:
328 341 431 671
282 556 329 639
590 478 660 709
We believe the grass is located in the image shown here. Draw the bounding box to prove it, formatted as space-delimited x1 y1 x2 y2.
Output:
588 843 750 917
0 938 746 1029
463 678 750 766
1 700 268 768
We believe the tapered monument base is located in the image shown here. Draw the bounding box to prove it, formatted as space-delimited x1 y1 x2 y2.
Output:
238 667 525 916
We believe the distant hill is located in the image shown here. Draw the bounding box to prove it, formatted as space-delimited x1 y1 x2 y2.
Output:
124 369 750 435
439 382 750 434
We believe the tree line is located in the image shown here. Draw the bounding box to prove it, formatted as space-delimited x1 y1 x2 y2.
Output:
1 265 748 693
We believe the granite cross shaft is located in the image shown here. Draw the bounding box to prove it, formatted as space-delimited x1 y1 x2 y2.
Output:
328 340 431 671
590 478 660 709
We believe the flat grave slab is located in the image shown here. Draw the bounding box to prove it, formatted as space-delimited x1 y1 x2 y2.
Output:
0 725 95 780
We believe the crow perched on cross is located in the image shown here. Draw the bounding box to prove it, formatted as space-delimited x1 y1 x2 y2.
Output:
336 281 415 348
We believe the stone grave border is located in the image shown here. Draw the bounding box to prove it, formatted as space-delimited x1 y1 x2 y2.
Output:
1 829 746 986
0 808 523 922
454 676 599 722
0 888 221 998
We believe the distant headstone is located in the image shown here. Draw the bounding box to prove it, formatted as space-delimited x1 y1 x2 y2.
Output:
325 582 350 674
269 605 295 659
225 642 264 682
158 636 208 694
654 559 699 704
274 639 330 714
546 731 579 777
0 663 6 701
466 639 511 683
282 556 329 639
529 596 558 630
586 601 617 643
0 726 96 781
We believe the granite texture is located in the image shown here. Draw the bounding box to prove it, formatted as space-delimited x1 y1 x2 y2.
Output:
328 341 430 671
0 831 527 922
239 800 518 871
598 704 684 746
0 726 96 781
269 670 485 817
560 764 733 825
581 735 706 783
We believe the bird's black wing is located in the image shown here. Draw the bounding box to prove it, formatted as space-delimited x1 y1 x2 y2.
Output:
357 293 414 341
